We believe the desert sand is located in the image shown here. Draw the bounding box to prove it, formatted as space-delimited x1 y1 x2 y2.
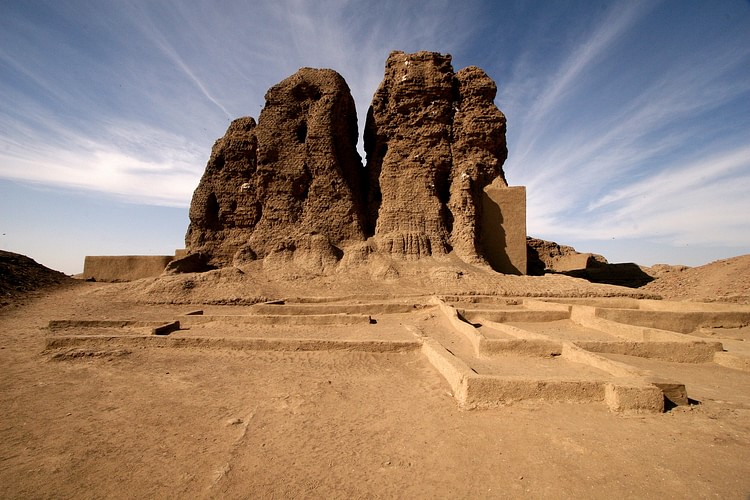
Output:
1 252 749 499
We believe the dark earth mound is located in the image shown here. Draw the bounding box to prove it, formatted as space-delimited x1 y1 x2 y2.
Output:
0 250 74 306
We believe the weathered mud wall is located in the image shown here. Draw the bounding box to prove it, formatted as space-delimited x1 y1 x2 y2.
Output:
186 51 522 273
364 51 508 262
186 68 366 267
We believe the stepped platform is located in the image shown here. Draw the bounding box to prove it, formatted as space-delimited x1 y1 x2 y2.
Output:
44 294 750 413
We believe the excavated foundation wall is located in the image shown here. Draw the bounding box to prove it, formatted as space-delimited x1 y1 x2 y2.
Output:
83 256 175 282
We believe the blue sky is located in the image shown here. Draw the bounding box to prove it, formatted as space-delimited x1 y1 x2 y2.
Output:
1 0 749 274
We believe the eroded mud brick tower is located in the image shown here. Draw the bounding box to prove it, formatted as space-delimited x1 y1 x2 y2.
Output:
186 50 527 274
364 51 526 273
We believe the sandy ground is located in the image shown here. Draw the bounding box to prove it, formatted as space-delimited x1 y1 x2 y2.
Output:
2 280 750 499
641 254 750 304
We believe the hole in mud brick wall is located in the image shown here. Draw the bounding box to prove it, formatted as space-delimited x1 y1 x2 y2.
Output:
205 193 221 229
296 122 307 143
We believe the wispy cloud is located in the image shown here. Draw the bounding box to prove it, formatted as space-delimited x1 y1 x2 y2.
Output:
123 1 234 119
509 1 655 164
156 41 233 119
0 0 500 207
0 126 203 207
589 146 750 213
532 143 750 243
498 1 750 253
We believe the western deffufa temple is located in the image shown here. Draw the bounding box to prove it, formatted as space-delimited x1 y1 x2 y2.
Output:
185 51 526 275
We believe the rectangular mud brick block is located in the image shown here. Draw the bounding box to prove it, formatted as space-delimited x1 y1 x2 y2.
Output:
605 383 664 413
152 321 180 336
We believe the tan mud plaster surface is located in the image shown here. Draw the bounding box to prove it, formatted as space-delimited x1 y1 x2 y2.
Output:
2 285 750 498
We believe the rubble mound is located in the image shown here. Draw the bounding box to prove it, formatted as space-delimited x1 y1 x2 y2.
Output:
186 68 366 268
527 237 607 275
186 51 510 272
0 250 74 306
526 237 654 288
641 254 750 303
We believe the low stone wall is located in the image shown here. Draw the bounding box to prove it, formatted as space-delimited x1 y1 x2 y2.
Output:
83 255 175 282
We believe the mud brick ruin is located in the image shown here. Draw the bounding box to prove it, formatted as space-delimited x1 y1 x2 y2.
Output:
185 51 527 275
62 53 750 422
